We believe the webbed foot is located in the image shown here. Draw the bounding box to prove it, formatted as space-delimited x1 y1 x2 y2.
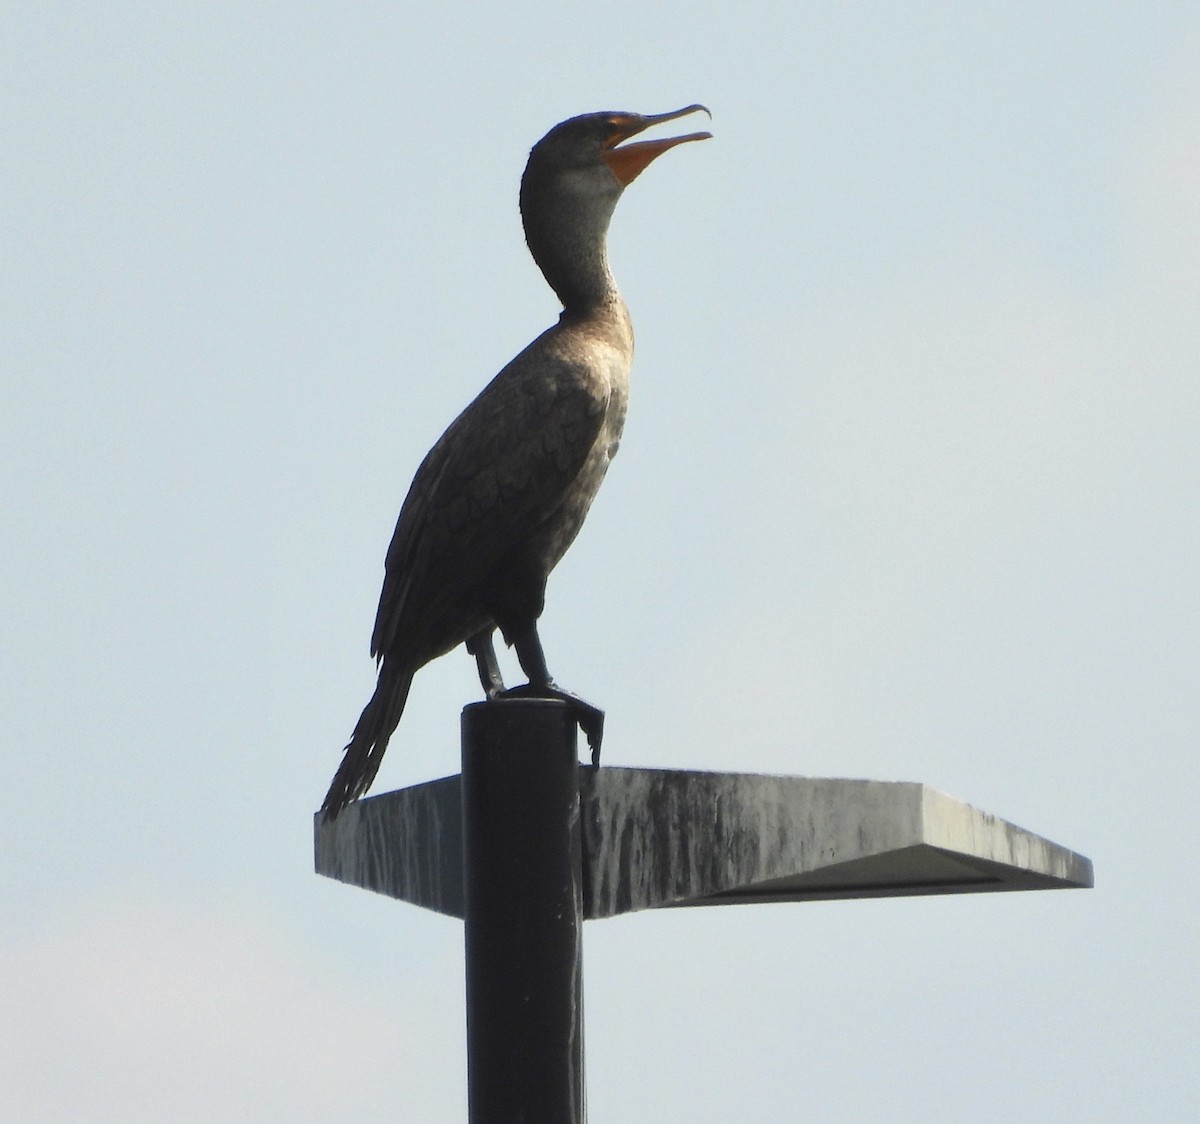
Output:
498 682 604 766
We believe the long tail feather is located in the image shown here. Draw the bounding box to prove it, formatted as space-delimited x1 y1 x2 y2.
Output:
321 663 414 821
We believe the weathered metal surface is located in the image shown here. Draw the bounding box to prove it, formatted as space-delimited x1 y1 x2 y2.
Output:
581 771 1093 916
315 771 463 917
315 766 1093 919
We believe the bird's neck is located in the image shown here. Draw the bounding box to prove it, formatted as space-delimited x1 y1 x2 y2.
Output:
522 189 623 316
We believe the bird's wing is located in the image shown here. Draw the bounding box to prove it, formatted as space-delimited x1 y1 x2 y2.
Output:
370 347 609 660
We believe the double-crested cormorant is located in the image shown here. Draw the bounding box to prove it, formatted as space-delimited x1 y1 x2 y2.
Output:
321 106 711 819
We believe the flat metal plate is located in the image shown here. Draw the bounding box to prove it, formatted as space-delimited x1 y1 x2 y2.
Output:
314 768 1092 918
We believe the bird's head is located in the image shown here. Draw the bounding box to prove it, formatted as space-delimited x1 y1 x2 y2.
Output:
521 105 712 212
519 105 711 309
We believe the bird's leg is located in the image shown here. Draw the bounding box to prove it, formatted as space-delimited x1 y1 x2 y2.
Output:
466 629 506 699
500 619 605 766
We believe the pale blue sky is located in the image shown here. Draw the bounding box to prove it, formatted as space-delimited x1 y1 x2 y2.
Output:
4 4 1198 1120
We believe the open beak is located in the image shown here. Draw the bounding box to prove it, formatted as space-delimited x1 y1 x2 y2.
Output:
603 104 712 186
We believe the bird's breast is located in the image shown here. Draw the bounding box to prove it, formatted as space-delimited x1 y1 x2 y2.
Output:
521 319 632 571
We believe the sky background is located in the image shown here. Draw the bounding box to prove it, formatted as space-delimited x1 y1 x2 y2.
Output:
4 3 1198 1120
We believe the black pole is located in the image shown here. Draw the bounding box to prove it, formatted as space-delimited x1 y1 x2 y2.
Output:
461 698 585 1123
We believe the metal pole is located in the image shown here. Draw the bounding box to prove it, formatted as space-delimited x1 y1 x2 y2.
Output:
461 698 585 1123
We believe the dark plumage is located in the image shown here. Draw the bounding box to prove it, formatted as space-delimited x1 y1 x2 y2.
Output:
321 106 711 819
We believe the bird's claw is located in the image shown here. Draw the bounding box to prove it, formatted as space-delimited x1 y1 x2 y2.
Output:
497 682 604 766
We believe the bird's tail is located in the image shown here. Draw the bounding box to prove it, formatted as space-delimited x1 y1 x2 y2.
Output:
320 662 414 821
